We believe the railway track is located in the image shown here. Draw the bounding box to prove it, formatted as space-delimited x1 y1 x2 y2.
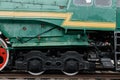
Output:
0 72 120 80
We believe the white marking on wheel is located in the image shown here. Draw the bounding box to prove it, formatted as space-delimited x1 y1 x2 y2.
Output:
62 71 78 76
28 71 45 75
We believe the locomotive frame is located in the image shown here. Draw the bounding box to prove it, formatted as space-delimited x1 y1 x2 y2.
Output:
0 0 119 75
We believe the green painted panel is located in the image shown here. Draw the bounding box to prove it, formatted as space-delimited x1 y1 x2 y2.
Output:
0 0 117 31
0 20 64 38
116 8 120 29
12 42 89 47
11 34 89 47
68 0 116 22
0 0 118 48
0 0 69 11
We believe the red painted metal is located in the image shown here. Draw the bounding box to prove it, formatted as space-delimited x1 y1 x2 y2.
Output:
0 48 7 69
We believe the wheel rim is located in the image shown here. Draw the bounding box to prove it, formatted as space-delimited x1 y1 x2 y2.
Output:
28 71 44 75
0 38 9 71
62 58 79 76
62 71 78 76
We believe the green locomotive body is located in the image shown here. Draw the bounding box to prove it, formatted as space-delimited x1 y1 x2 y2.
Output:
0 0 116 47
0 0 119 75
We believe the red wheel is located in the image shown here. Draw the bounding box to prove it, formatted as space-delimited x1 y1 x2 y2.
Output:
0 38 9 71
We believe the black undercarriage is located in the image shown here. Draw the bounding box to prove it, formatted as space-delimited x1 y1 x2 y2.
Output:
1 31 119 75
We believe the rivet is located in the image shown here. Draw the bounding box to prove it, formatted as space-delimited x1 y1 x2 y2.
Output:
23 27 27 31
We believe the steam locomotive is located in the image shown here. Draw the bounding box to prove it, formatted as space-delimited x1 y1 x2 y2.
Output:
0 0 119 75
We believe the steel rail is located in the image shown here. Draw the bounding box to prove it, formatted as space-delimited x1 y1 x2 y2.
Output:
0 72 120 80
